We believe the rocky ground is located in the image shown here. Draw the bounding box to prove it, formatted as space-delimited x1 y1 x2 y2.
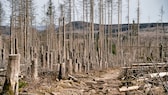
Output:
19 68 125 95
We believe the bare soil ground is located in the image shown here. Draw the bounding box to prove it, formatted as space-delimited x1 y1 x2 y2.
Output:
20 68 125 95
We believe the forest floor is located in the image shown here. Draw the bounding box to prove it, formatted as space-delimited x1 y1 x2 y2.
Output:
20 68 125 95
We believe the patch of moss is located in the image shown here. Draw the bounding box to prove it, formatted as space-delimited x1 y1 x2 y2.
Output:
112 44 116 55
19 80 27 89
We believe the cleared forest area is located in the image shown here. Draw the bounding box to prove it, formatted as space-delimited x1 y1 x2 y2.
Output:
0 0 168 95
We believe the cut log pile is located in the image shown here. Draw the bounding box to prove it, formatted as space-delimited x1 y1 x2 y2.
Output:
118 62 168 94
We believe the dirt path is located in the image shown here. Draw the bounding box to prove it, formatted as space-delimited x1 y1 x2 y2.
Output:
21 68 124 95
85 69 124 95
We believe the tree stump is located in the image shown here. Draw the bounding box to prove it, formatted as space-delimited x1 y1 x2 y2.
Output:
78 62 82 73
31 56 38 80
0 35 2 62
46 51 50 69
67 59 73 74
0 35 2 49
87 62 90 72
58 63 66 80
99 60 103 70
74 63 78 73
50 52 53 70
1 54 20 95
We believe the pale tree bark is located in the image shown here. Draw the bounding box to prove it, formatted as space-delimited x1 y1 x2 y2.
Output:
85 0 90 72
0 2 2 57
117 0 121 65
0 34 2 63
68 0 73 59
98 0 103 69
137 0 140 62
104 1 107 67
160 6 164 62
127 0 131 62
2 54 20 95
63 17 66 62
110 0 113 67
31 48 38 80
107 0 111 65
82 0 86 71
44 0 56 70
0 1 4 26
90 0 94 63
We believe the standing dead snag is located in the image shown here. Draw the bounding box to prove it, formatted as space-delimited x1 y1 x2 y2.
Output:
0 35 2 62
31 53 38 80
74 63 78 73
2 54 20 95
58 62 66 80
50 51 54 70
67 59 73 74
0 34 1 48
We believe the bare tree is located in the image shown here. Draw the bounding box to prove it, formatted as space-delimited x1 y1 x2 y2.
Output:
137 0 140 62
117 0 121 64
159 5 165 62
0 1 3 59
0 1 4 26
46 0 55 50
59 4 66 62
89 0 94 66
98 0 103 69
0 1 3 63
160 6 164 23
68 0 73 59
127 0 130 45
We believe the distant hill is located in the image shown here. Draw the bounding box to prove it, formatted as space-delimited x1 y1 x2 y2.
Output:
64 21 168 32
0 22 168 35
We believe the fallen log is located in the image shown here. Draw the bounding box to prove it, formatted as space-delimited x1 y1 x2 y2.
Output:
148 72 168 78
119 86 139 92
122 65 167 69
132 62 167 66
68 74 79 82
136 77 149 82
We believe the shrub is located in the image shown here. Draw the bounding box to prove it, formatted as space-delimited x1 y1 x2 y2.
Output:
112 44 116 55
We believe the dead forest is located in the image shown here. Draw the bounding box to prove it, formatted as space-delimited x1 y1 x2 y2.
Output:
0 0 168 95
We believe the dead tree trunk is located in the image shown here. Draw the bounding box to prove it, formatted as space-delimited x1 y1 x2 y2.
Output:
2 47 5 65
63 17 66 62
117 0 121 65
98 0 103 70
50 51 53 70
67 59 73 74
58 62 66 80
0 35 2 62
137 0 140 62
2 54 20 95
74 63 78 73
46 46 50 69
40 46 45 68
31 52 38 80
0 34 1 49
89 0 94 68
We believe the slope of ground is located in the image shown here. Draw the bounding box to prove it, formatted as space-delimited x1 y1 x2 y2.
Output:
20 68 124 95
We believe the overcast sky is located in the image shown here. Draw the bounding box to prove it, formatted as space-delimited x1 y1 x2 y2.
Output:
2 0 168 25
